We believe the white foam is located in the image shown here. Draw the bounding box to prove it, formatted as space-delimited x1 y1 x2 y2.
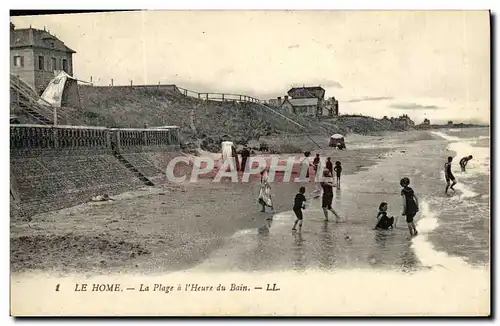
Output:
432 131 489 184
412 201 476 271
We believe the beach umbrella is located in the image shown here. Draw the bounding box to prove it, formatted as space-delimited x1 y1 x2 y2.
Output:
331 134 344 139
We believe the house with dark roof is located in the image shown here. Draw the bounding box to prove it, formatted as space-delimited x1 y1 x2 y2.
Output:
281 96 319 116
10 22 76 93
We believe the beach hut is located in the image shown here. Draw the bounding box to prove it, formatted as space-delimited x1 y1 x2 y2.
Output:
329 134 346 149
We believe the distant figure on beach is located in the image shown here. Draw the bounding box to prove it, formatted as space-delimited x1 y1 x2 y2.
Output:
459 155 473 172
312 153 323 197
326 157 333 176
321 170 342 222
400 177 419 236
444 156 457 193
374 202 394 230
258 168 274 215
313 154 320 172
334 161 342 188
301 151 312 179
231 145 240 172
292 186 307 231
241 146 250 172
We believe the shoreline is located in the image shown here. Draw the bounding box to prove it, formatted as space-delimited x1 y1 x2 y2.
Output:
11 149 400 275
10 130 454 275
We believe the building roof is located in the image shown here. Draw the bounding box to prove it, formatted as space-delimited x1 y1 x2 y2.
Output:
287 86 325 99
288 98 318 107
10 27 76 53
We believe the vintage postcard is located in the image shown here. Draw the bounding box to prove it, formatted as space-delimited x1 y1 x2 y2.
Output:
9 10 490 316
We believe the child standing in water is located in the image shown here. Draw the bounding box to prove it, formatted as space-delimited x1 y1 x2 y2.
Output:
400 177 419 236
445 156 457 193
374 202 394 230
326 157 333 176
321 170 342 222
292 187 307 231
333 161 342 188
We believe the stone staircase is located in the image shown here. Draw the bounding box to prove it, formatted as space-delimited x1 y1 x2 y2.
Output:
114 153 155 187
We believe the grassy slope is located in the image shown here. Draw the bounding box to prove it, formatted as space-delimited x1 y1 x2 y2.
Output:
11 84 408 151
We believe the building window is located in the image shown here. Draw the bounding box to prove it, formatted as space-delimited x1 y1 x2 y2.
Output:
38 56 45 70
51 57 57 71
62 59 68 73
13 56 24 67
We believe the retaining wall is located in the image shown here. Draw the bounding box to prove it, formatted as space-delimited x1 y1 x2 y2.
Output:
10 124 181 218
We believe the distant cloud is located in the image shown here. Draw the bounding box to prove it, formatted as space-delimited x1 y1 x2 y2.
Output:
347 96 393 103
287 44 300 49
218 67 234 75
302 79 343 89
390 103 441 110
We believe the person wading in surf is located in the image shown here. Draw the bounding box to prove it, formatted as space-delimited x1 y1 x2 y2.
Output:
445 156 457 193
292 186 307 231
459 155 473 172
400 177 419 237
321 170 342 222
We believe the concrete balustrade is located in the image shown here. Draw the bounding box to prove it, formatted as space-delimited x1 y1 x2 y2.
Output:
10 124 181 218
10 124 180 155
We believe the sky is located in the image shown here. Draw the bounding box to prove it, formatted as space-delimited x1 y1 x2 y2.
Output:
11 10 490 124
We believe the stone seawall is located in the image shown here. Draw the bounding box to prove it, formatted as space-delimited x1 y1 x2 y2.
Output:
10 124 181 218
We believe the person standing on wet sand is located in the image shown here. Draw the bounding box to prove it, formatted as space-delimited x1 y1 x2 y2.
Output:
231 145 240 172
258 168 274 214
313 154 320 173
292 186 307 231
400 177 419 237
240 146 250 172
445 156 457 193
333 161 342 188
320 170 342 222
326 157 333 176
301 151 312 179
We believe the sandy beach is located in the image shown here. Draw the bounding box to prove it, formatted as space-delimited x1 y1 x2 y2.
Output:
10 131 435 275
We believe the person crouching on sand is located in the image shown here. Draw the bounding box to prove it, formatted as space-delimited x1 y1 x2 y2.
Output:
292 186 307 231
320 170 342 222
400 177 419 236
374 202 394 230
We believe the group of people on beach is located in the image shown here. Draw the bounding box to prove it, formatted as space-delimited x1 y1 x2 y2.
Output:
445 155 473 194
256 146 474 238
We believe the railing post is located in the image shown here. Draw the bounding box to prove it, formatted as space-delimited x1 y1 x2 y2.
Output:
52 126 58 149
206 94 208 100
222 94 224 101
116 130 121 153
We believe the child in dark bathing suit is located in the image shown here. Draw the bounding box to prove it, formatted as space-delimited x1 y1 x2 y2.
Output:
400 177 419 236
445 156 457 193
292 187 307 231
334 161 342 188
326 157 333 176
313 154 320 172
320 170 342 222
374 202 394 230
